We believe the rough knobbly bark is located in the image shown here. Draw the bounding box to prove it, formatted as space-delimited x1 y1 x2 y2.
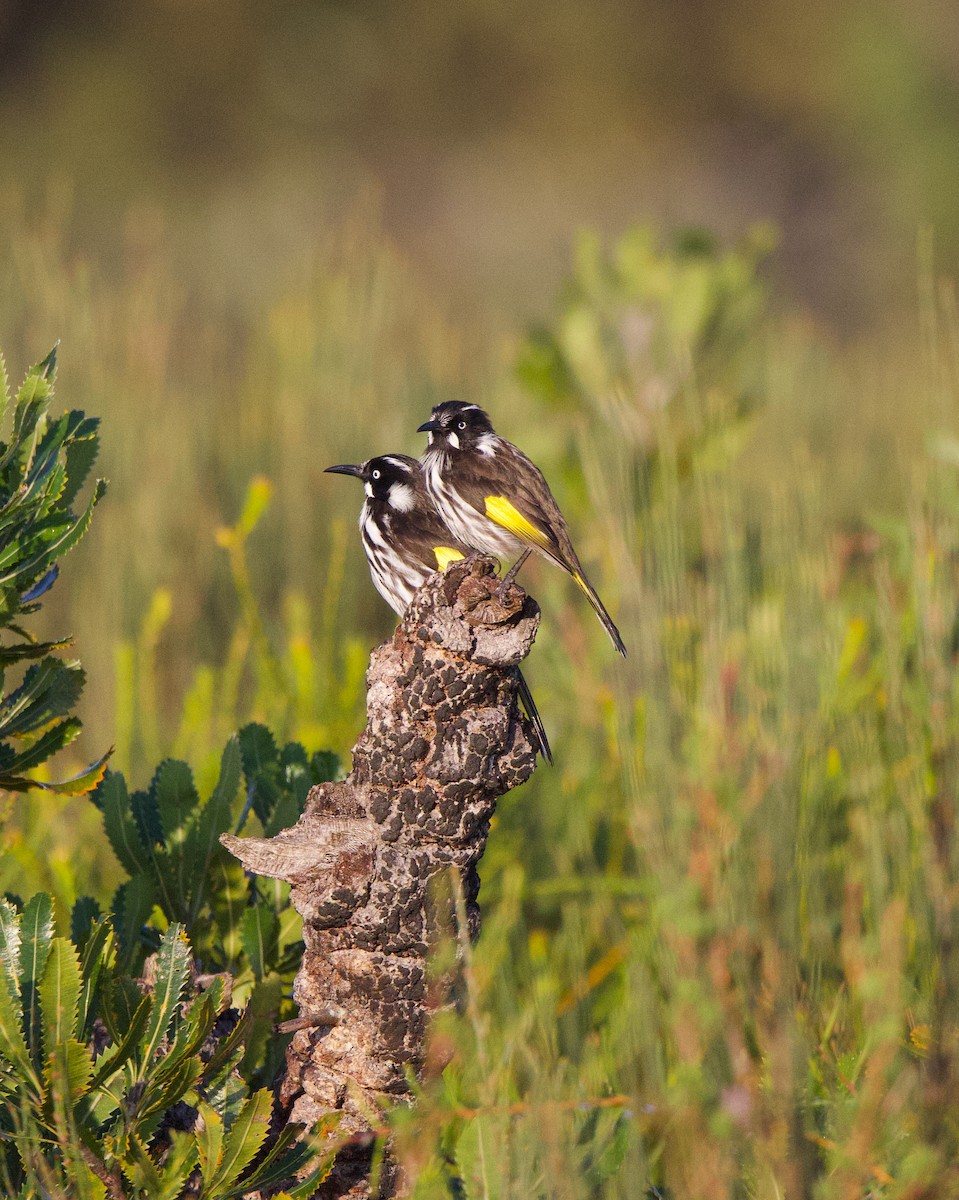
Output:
222 556 541 1197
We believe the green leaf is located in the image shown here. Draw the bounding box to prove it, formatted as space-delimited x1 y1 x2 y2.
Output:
122 1133 163 1194
47 1035 94 1101
197 1099 225 1185
0 898 21 991
155 1130 199 1200
61 417 101 509
111 873 156 973
88 995 150 1090
210 858 249 964
310 749 340 783
70 896 101 955
238 723 278 779
186 735 242 918
0 635 72 665
136 1052 203 1120
201 1003 254 1087
104 976 149 1045
153 758 200 849
0 717 82 781
205 1088 273 1192
0 939 36 1091
19 891 54 1059
39 936 82 1057
21 745 112 796
230 1120 316 1196
241 906 278 981
0 476 106 588
77 916 114 1035
136 925 190 1076
0 658 85 737
92 772 152 878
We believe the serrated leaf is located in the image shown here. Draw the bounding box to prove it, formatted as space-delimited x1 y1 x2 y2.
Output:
0 898 21 990
197 1099 225 1185
238 723 278 779
0 476 106 587
122 1133 163 1193
230 1128 316 1197
0 942 35 1090
136 1052 203 1120
46 1035 94 1101
88 995 150 1090
282 1147 339 1199
0 633 70 666
30 745 112 796
241 906 278 981
210 857 249 964
61 418 101 509
19 891 53 1059
104 976 149 1045
0 657 85 737
92 772 151 878
136 925 190 1076
111 874 156 973
69 896 101 955
0 716 83 782
310 750 340 783
153 758 200 849
77 914 114 1035
201 1003 254 1088
39 936 82 1056
155 1129 199 1200
185 735 241 920
206 1087 273 1192
130 783 163 846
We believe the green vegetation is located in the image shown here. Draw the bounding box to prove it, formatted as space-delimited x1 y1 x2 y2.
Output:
0 346 108 795
0 901 334 1197
2 211 959 1196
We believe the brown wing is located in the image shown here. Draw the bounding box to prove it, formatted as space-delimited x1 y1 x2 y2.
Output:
445 439 584 572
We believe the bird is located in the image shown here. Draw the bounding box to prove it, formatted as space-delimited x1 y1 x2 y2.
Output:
324 452 552 763
417 401 627 656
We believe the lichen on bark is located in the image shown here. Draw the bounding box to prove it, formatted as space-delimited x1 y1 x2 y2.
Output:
222 555 541 1197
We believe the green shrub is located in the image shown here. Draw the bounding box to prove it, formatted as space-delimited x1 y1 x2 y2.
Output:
0 345 109 793
0 896 335 1198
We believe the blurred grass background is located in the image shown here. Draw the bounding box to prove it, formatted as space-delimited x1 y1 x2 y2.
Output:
3 2 959 1194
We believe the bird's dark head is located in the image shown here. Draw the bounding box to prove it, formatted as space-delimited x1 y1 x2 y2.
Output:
417 401 495 453
325 454 420 510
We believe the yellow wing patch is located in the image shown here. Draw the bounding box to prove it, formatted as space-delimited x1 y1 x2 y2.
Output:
484 495 553 553
433 546 465 570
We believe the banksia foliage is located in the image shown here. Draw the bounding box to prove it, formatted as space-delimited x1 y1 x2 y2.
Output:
0 345 109 793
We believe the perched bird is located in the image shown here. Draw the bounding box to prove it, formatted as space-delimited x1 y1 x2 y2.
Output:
324 453 552 763
417 401 627 656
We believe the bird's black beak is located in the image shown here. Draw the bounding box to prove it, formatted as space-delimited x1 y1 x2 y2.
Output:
417 419 441 434
324 463 364 478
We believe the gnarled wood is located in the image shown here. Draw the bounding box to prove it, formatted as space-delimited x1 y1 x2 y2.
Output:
222 556 541 1197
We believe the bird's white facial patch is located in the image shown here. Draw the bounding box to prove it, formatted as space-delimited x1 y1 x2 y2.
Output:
388 482 416 512
446 431 460 450
476 434 497 457
364 482 374 498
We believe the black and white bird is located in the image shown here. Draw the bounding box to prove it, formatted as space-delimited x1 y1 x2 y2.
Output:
324 453 552 763
417 401 627 656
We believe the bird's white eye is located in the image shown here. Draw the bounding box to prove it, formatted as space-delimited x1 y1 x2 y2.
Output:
371 469 381 480
457 420 467 430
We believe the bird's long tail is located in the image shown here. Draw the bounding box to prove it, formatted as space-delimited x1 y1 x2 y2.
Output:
515 668 552 765
571 569 628 657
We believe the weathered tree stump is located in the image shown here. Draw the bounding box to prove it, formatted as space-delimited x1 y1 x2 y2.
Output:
222 556 541 1197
